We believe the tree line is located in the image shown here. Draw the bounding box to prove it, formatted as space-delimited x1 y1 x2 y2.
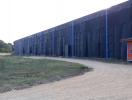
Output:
0 40 12 53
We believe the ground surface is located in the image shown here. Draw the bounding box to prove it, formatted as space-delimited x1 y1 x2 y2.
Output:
0 53 11 56
0 56 88 93
0 57 132 100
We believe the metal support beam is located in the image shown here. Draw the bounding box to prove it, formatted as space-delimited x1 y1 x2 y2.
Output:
72 21 74 57
105 9 109 59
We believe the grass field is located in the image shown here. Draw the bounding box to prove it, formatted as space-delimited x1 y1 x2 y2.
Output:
0 55 89 93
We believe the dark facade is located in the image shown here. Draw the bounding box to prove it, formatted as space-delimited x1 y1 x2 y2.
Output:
14 1 132 60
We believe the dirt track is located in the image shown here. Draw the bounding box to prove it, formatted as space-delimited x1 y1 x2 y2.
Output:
0 57 132 100
0 53 11 56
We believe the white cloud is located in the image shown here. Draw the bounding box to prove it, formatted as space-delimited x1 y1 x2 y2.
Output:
0 0 128 43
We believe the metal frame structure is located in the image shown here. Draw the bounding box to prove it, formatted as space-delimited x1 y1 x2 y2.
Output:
14 1 132 60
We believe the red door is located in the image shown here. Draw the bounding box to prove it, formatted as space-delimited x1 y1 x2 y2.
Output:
128 41 132 61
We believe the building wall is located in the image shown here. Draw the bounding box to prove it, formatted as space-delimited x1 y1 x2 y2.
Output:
14 1 132 60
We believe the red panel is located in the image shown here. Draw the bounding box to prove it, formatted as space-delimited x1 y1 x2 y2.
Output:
128 41 132 61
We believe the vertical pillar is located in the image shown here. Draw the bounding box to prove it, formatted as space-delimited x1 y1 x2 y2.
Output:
105 9 109 59
71 21 74 57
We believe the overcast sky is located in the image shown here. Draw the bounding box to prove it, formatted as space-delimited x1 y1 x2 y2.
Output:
0 0 128 43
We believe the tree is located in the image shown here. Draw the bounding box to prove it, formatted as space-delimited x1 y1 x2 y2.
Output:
0 40 12 53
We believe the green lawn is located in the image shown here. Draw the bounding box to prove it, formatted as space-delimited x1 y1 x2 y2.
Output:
0 56 90 93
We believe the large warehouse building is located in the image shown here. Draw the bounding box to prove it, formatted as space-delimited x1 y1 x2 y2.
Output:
14 1 132 60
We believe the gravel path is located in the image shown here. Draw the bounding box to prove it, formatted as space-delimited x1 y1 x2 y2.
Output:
0 57 132 100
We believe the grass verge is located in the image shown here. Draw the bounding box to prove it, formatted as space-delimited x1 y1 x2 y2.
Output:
0 56 91 93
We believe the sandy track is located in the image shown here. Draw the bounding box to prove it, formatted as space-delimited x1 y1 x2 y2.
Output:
0 57 132 100
0 53 11 56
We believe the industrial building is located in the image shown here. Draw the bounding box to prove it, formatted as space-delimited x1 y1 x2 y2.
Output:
14 1 132 60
